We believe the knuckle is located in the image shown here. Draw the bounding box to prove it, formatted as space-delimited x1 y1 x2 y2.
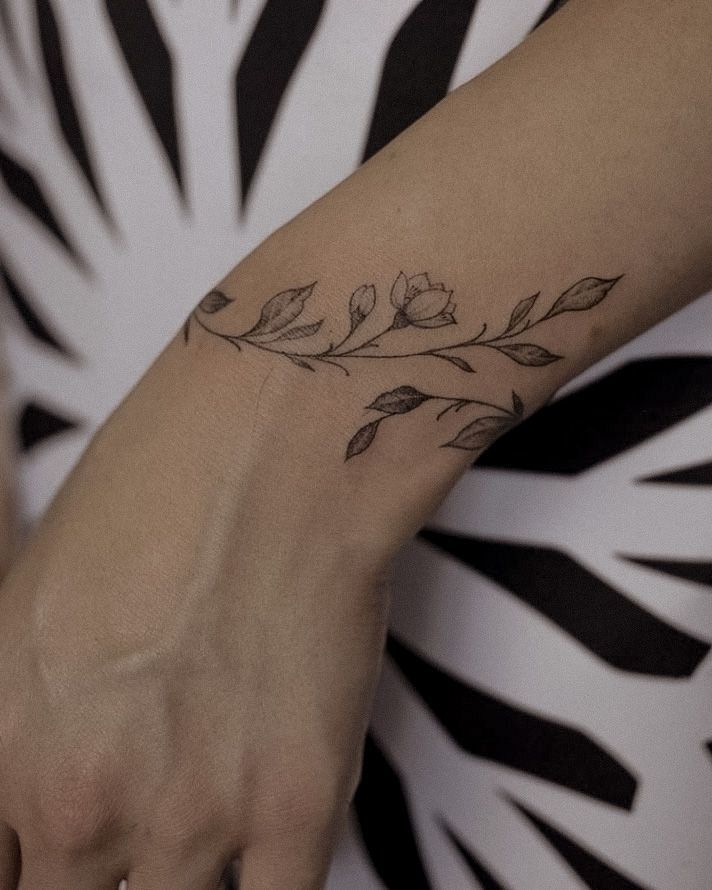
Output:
34 755 117 855
293 777 340 826
264 761 342 832
146 788 223 854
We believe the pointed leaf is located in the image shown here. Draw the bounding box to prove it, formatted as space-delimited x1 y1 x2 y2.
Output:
505 292 539 332
545 276 623 319
275 320 323 340
493 342 561 365
248 282 316 335
346 420 381 460
435 354 475 372
512 390 524 415
285 355 315 371
199 289 233 313
366 385 431 414
443 415 514 451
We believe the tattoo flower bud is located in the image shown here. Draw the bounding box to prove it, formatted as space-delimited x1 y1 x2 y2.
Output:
389 271 456 328
349 284 376 331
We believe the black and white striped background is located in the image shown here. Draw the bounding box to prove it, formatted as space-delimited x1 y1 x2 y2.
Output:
0 1 710 887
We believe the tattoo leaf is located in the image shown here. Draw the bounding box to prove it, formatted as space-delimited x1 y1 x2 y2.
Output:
247 282 316 335
434 354 475 373
366 386 431 414
199 289 233 313
182 316 191 343
443 415 514 451
512 390 524 415
275 320 323 340
346 420 381 459
544 276 622 319
349 284 376 331
504 292 539 333
285 355 315 371
492 342 561 365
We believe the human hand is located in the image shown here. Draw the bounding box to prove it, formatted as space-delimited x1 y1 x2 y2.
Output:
0 342 391 889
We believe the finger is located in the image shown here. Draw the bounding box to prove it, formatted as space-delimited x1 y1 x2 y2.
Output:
128 853 227 890
0 823 20 890
16 853 126 890
17 865 126 890
237 841 332 890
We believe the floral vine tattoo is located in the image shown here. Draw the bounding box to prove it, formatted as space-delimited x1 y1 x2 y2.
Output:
344 385 525 459
183 270 623 460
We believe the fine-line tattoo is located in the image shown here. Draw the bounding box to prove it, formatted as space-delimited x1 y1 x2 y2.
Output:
183 270 623 460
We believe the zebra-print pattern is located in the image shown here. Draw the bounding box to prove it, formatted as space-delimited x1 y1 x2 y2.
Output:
0 1 710 887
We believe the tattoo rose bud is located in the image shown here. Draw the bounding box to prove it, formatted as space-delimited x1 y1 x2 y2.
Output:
349 284 377 332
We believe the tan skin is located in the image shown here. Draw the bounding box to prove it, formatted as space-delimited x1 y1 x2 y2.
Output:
1 1 711 886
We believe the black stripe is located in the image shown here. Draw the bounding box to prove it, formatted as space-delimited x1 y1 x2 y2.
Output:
640 459 712 486
0 145 81 263
354 733 433 890
388 634 638 809
19 402 78 451
510 799 649 889
36 0 110 219
105 0 182 196
420 529 710 677
1 261 71 354
362 0 480 162
476 357 712 475
619 554 712 590
442 822 511 889
236 0 327 208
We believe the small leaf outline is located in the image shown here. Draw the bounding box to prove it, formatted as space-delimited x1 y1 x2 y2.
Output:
285 354 315 371
512 390 524 415
366 386 431 414
443 414 514 451
273 320 323 341
247 282 316 335
505 292 539 333
543 275 623 319
433 354 475 372
199 289 233 313
492 342 562 365
346 420 381 460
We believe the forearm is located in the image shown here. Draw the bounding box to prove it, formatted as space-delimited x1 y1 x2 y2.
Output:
26 0 712 591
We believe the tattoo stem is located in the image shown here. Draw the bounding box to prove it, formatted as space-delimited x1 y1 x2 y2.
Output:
328 322 398 356
430 394 518 421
